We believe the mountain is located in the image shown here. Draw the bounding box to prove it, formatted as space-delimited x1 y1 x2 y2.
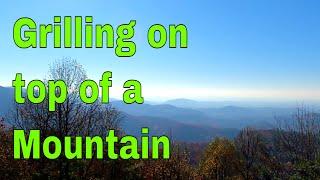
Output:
165 99 229 108
112 100 294 129
165 98 310 109
197 106 294 128
0 86 14 116
111 101 217 127
0 86 297 141
121 113 238 142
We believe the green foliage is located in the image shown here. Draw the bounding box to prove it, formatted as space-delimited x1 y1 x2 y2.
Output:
290 160 320 179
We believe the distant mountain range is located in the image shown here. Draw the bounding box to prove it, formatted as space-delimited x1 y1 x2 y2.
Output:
111 101 216 127
121 114 238 142
0 86 307 142
111 100 294 129
164 98 315 109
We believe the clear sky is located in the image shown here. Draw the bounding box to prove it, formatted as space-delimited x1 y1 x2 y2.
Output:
0 0 319 101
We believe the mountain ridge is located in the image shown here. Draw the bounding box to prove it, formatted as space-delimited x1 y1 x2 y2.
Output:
0 86 302 141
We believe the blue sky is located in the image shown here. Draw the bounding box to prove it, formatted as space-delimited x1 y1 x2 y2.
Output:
0 0 319 101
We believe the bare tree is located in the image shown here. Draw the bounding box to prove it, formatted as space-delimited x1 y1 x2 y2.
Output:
275 106 320 163
9 58 123 179
235 127 272 179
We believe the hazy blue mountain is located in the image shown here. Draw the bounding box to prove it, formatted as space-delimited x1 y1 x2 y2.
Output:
164 98 308 109
197 106 294 128
111 101 217 127
0 86 14 116
164 99 235 108
121 113 239 142
112 100 294 129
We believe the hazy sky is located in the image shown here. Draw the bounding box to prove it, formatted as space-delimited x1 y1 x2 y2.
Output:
0 0 319 101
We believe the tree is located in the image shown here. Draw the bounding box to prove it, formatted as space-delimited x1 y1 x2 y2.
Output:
199 138 241 180
0 118 31 179
9 58 123 179
137 143 196 180
274 106 320 178
235 127 274 179
275 106 320 163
